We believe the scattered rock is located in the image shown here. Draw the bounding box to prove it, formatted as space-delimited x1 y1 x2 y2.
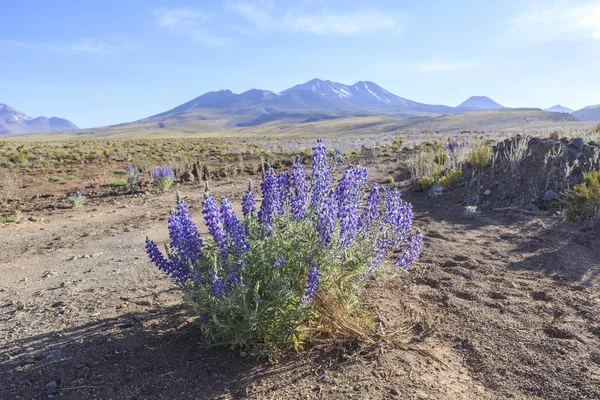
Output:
76 366 90 378
484 189 491 196
524 203 538 212
428 183 444 198
180 171 195 182
570 138 584 151
45 381 59 396
542 190 557 202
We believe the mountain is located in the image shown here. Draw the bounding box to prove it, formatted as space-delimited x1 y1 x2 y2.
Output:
544 104 573 113
280 78 457 113
572 105 600 121
458 96 504 110
146 78 465 128
0 103 77 135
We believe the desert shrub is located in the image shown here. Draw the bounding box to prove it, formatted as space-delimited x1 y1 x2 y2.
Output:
145 140 423 359
0 171 20 202
501 134 530 174
126 165 141 192
566 170 600 223
593 123 600 135
408 150 444 180
438 169 463 189
444 139 469 170
49 176 63 182
109 179 127 187
417 175 437 192
152 165 175 191
0 211 22 225
68 189 87 207
382 176 395 184
467 146 493 170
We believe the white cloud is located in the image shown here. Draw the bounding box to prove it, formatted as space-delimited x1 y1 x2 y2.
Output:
510 1 600 44
152 7 231 47
284 11 399 36
154 3 403 46
383 58 482 73
4 38 132 55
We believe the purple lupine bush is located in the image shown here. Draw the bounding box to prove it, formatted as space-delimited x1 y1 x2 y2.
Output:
68 189 86 207
151 165 175 191
126 164 141 192
444 138 469 170
145 139 423 360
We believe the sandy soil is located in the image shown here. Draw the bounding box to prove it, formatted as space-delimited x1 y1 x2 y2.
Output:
1 164 599 399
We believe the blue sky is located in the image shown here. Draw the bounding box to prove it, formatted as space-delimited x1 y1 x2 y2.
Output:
1 0 599 128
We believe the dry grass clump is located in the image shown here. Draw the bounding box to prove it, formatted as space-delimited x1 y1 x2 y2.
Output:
407 149 445 180
501 134 530 174
467 146 493 170
0 170 20 202
566 170 600 223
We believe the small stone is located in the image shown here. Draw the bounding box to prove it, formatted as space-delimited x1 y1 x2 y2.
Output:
543 190 557 202
25 347 35 352
76 366 90 378
571 138 584 151
428 183 444 198
180 171 195 182
45 381 59 396
524 203 538 212
484 189 491 196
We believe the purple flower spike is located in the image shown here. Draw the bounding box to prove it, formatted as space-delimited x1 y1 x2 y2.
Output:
210 275 228 297
359 184 380 231
145 238 189 283
151 165 174 181
242 180 256 218
168 200 203 264
316 191 338 247
220 198 249 256
395 231 424 270
258 167 279 235
276 172 291 216
202 187 228 254
301 265 321 305
290 156 308 220
310 139 332 214
335 166 367 246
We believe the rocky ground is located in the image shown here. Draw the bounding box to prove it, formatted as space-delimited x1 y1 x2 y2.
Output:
1 156 599 399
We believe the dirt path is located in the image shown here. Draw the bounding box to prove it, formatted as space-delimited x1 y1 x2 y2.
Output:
1 182 599 399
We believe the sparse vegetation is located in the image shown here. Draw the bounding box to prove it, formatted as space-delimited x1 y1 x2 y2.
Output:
566 170 600 223
408 148 444 180
152 165 175 191
109 179 127 187
438 168 463 189
0 171 20 202
467 146 493 170
501 134 530 174
0 211 22 224
49 176 63 182
68 189 87 207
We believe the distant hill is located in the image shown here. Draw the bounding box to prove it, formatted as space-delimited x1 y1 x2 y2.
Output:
458 96 504 110
572 105 600 121
0 103 77 135
544 104 573 113
144 78 469 129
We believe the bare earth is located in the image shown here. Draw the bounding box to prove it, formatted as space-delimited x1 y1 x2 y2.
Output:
1 167 599 399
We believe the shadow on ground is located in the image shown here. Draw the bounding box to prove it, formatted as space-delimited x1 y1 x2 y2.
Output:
0 305 320 399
